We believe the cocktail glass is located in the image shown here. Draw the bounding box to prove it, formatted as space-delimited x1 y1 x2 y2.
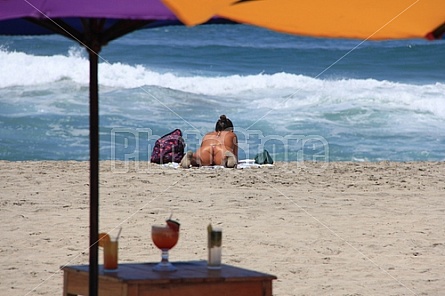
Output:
151 225 179 271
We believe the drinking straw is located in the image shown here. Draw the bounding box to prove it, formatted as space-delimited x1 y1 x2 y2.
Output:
116 227 122 241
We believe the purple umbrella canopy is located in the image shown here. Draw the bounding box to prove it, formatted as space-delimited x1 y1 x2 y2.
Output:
0 0 175 20
0 1 179 295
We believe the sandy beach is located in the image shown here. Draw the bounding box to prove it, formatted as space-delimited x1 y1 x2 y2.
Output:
1 160 444 295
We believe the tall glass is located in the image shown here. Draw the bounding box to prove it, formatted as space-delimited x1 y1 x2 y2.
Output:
103 238 118 271
207 228 222 269
151 225 179 271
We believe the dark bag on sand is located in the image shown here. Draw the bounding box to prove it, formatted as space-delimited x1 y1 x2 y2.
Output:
254 149 274 165
151 129 185 164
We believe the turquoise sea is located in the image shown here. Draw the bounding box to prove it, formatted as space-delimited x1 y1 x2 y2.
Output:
1 24 444 162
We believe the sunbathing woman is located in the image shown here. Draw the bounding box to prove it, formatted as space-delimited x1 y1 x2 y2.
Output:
180 115 238 168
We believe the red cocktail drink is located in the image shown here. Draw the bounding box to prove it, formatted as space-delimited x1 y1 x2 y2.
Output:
152 226 179 250
151 220 180 271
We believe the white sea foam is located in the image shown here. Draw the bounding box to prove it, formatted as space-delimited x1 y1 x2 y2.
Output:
0 50 443 117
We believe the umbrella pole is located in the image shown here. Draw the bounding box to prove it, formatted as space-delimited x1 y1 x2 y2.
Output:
88 40 100 296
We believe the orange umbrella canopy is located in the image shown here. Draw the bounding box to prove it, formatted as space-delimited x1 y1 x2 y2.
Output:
162 0 445 40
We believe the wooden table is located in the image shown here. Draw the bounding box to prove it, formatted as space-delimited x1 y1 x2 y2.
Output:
62 261 277 296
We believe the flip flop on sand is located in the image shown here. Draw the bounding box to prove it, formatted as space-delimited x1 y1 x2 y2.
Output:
180 151 194 168
223 151 237 168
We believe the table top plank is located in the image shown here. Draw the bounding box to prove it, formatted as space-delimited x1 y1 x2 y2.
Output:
62 261 277 285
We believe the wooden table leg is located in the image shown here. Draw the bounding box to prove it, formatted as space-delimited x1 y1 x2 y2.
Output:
63 270 77 296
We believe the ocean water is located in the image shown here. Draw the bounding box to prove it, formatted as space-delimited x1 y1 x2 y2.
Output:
1 24 444 162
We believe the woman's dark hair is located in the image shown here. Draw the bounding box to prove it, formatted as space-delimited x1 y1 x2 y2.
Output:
215 115 234 132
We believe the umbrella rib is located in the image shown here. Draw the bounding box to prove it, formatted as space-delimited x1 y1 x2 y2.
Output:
101 19 156 45
24 17 83 43
428 21 445 40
